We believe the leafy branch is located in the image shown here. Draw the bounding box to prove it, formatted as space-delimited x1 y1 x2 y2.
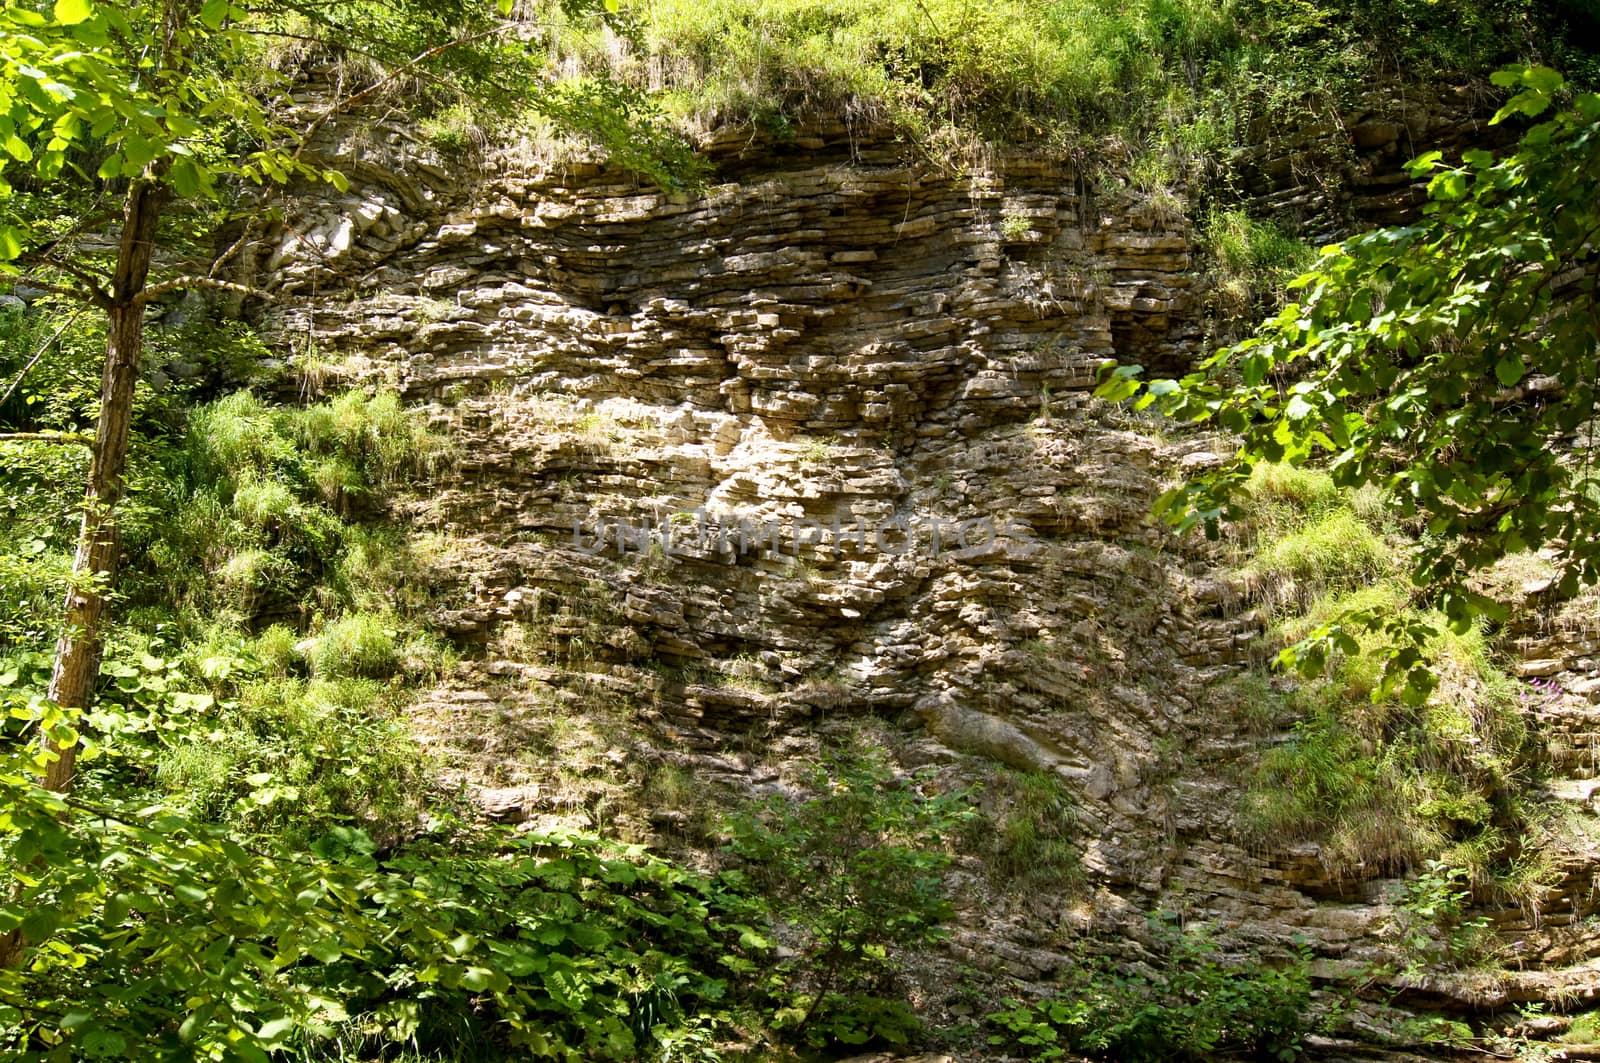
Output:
1098 64 1600 701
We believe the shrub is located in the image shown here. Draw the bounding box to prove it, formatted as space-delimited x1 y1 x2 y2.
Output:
254 623 300 677
3 723 763 1063
289 389 447 492
124 389 448 624
724 746 974 1048
987 917 1313 1061
635 0 1239 140
157 675 424 845
1203 207 1314 307
1240 587 1542 883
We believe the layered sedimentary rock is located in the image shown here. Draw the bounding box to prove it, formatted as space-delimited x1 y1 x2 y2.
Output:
252 101 1600 1050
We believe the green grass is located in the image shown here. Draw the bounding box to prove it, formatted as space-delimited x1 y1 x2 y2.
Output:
1233 462 1344 540
1240 584 1542 885
1202 206 1317 334
969 768 1083 894
1254 509 1390 588
1561 1010 1600 1045
1233 463 1397 604
1244 461 1340 509
1208 671 1286 734
254 623 300 676
128 389 448 625
1224 465 1548 899
637 0 1238 141
513 0 1594 196
314 610 401 679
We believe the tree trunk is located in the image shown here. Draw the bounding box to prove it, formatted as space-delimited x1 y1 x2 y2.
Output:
42 178 167 794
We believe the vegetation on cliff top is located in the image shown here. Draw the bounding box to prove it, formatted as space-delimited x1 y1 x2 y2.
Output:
519 0 1598 168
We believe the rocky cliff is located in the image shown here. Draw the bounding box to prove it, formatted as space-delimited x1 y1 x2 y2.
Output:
247 99 1600 1054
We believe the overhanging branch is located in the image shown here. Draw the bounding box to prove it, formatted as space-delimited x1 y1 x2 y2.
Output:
0 431 92 447
135 276 267 305
9 270 112 311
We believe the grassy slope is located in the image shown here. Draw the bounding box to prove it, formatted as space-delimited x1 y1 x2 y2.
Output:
512 0 1599 158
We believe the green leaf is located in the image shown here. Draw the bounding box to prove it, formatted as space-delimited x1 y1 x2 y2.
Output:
459 965 500 991
1427 170 1467 201
169 156 201 197
173 883 207 904
1525 66 1565 94
255 1017 295 1044
103 894 131 926
1284 394 1314 421
1494 354 1524 387
1093 363 1145 403
122 133 161 170
566 921 611 949
199 0 230 29
21 908 59 941
79 1028 127 1058
1404 150 1442 177
53 0 94 25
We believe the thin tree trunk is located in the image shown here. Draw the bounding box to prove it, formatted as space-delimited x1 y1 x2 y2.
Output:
42 178 167 794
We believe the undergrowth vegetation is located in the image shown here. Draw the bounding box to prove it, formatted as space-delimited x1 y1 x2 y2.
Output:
1229 463 1395 608
130 388 448 626
724 747 974 1050
1224 464 1555 908
968 767 1083 895
1199 207 1317 341
637 0 1239 141
987 918 1314 1061
2 305 797 1060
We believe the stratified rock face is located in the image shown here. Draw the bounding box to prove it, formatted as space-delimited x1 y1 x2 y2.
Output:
256 115 1600 1038
262 119 1210 867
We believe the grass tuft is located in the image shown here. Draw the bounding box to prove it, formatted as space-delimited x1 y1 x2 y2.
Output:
314 611 401 679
